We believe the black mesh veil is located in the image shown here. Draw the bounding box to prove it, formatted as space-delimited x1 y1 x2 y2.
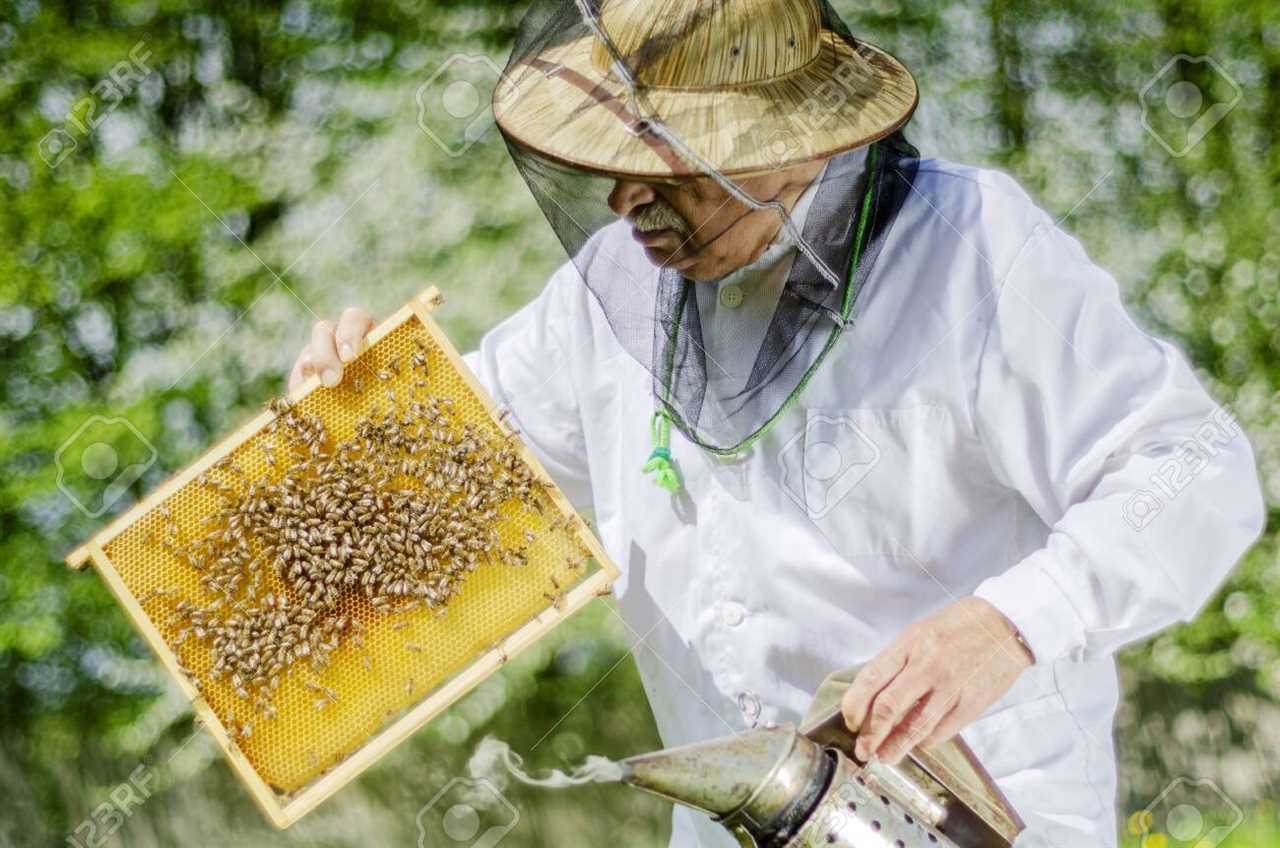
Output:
494 0 920 455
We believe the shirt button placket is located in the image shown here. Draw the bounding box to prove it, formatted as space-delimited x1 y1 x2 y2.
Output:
709 486 758 728
704 490 736 717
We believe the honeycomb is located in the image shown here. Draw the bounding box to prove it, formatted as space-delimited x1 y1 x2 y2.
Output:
82 299 610 806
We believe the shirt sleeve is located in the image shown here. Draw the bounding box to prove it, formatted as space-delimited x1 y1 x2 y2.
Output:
460 263 594 511
970 219 1266 665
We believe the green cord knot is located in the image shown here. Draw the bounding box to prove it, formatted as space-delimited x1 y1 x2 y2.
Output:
642 447 680 492
643 412 682 493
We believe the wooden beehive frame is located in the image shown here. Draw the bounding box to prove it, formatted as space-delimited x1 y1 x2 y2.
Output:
66 286 619 828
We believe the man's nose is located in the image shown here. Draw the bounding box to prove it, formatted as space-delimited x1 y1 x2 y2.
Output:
608 179 657 218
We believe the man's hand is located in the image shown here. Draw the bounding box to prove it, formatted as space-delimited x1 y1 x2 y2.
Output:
841 597 1034 766
287 307 376 393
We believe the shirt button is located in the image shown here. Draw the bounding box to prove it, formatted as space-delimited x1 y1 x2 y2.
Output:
720 603 746 627
719 283 744 308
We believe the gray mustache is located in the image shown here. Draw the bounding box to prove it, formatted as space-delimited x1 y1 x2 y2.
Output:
630 198 690 236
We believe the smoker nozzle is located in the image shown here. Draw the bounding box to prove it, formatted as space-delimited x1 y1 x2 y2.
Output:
619 724 829 840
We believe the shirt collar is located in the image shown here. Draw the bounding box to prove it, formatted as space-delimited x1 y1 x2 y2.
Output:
773 158 828 250
785 144 871 292
709 145 865 292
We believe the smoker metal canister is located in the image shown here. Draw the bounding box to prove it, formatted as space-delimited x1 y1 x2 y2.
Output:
620 724 978 847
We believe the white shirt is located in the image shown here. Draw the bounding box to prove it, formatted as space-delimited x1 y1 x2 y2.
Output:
463 157 1265 847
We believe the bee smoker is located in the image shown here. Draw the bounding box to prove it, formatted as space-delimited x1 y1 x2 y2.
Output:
618 707 1024 848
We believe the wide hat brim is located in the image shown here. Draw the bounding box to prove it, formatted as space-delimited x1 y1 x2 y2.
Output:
494 31 918 180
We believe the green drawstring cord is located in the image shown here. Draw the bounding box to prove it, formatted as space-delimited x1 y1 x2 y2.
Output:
642 410 682 493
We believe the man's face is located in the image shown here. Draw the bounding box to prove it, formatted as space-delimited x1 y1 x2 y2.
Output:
607 160 825 282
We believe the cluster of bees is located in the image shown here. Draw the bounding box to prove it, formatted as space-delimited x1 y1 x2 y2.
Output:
147 337 573 731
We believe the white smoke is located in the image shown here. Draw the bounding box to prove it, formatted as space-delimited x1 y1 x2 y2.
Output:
466 736 623 791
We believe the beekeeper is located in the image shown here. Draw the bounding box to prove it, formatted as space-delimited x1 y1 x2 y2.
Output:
288 0 1266 844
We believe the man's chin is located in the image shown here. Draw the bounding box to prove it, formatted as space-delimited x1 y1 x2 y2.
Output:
641 246 677 270
680 266 719 282
639 250 719 282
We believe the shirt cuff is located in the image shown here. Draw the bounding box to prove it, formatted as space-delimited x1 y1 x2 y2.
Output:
973 548 1087 665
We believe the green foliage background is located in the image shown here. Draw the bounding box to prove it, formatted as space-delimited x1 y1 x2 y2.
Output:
0 0 1277 845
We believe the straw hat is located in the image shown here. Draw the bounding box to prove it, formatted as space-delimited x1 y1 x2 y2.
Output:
494 0 918 179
